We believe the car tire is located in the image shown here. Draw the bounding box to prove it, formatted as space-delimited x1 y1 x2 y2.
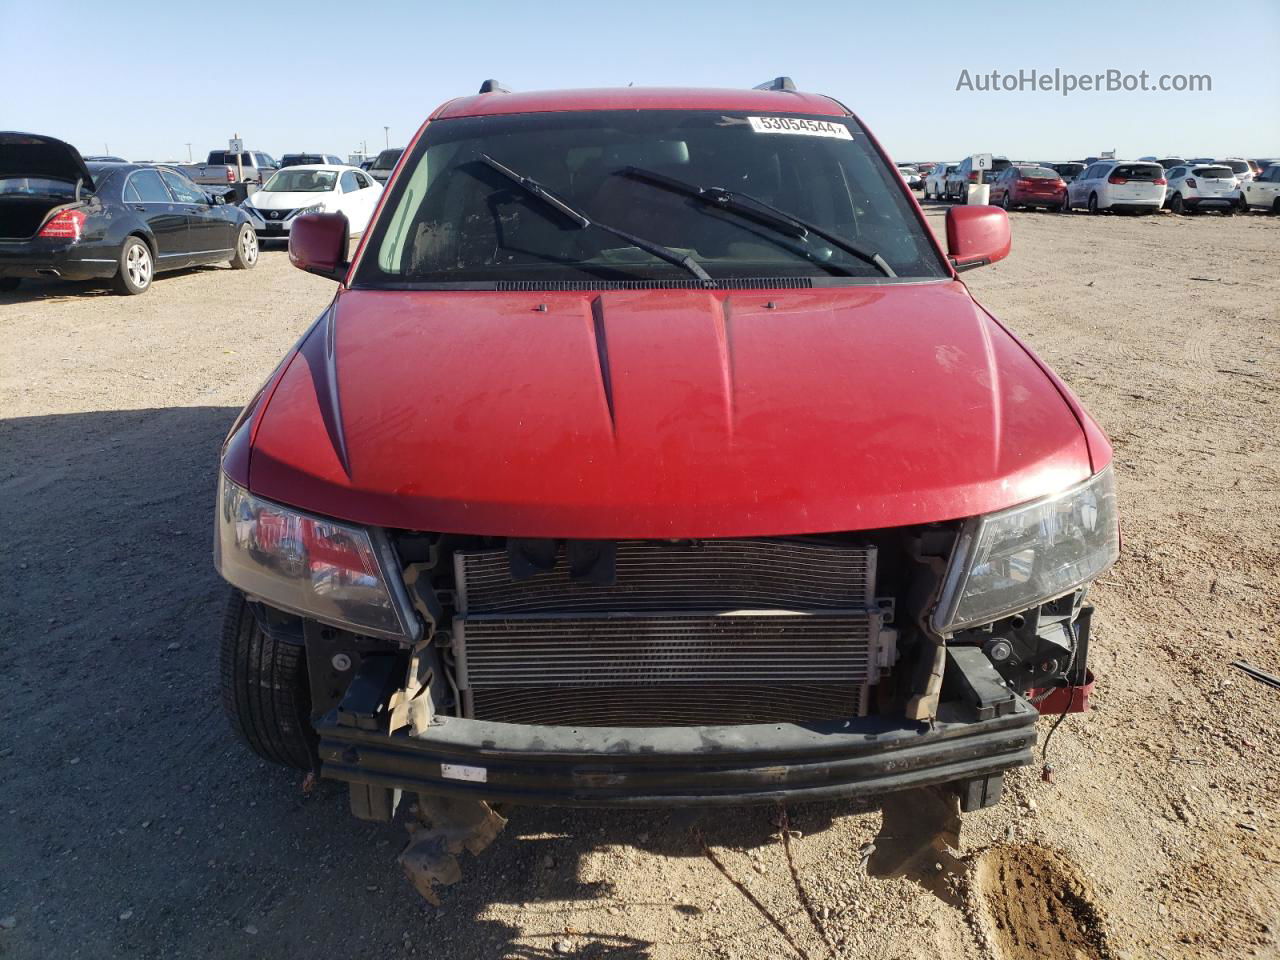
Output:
230 224 259 270
1000 192 1012 211
1272 197 1280 215
111 236 153 295
220 590 318 771
1087 193 1099 215
1059 194 1071 213
1237 196 1250 214
1170 193 1185 215
0 277 19 292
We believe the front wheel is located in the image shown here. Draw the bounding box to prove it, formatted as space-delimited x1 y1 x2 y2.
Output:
230 224 259 270
1000 192 1012 211
1087 193 1100 215
220 590 318 770
112 237 153 295
1059 194 1071 213
1169 192 1185 215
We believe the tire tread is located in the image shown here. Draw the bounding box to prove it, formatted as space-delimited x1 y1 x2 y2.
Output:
220 591 317 770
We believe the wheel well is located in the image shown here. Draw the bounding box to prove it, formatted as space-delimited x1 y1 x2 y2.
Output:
126 231 157 258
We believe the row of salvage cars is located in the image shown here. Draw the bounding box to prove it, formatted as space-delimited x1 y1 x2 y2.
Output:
0 133 383 294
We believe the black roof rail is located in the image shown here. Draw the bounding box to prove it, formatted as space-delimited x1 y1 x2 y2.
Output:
478 79 511 94
753 77 797 92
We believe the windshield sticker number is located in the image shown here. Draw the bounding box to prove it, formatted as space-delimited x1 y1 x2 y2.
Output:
748 117 852 140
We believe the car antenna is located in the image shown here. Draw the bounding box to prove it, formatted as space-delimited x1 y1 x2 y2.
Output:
478 79 511 94
753 76 797 92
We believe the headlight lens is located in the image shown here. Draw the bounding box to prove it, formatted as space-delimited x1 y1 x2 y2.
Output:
214 474 417 641
933 466 1119 633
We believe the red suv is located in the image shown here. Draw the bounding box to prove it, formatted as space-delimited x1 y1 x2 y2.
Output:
215 82 1118 835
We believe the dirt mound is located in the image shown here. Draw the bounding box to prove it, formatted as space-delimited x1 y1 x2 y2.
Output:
970 843 1112 960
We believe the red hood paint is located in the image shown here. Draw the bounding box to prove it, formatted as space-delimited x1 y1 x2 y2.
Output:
246 282 1102 538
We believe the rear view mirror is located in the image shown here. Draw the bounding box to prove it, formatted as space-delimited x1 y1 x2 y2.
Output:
289 212 350 282
945 205 1011 273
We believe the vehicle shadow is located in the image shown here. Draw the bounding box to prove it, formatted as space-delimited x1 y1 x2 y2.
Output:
0 406 955 960
0 263 251 304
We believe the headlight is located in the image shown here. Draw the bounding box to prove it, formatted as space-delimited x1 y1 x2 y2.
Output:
295 203 326 216
933 466 1119 634
214 474 418 641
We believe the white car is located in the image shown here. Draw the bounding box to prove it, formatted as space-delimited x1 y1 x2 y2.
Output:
897 166 921 187
922 162 957 201
1240 163 1280 213
1065 160 1166 214
242 164 382 241
1163 163 1241 215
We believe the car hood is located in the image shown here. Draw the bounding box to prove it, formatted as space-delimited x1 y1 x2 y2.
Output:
246 282 1100 538
0 131 95 189
248 190 335 210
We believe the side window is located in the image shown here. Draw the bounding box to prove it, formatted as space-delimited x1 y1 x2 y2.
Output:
128 169 172 203
160 169 205 204
339 171 360 193
354 172 372 189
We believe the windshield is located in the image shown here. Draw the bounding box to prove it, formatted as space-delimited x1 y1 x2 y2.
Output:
261 169 337 193
1221 160 1249 174
372 149 402 171
357 110 944 287
0 176 77 197
1016 166 1059 179
1192 166 1233 179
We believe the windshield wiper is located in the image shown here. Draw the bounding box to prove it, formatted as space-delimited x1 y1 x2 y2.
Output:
620 166 896 278
478 154 711 282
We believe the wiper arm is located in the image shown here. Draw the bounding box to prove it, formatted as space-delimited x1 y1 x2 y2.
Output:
621 166 896 278
479 154 711 282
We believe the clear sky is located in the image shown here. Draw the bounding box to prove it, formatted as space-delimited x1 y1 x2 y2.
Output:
3 0 1277 163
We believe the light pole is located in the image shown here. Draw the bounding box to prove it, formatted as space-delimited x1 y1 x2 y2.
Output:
384 126 390 149
185 143 192 162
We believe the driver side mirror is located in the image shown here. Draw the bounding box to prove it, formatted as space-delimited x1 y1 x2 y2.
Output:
946 205 1011 273
289 212 350 282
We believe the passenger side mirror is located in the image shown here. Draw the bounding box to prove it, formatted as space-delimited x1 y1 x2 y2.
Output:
289 212 350 282
945 205 1011 273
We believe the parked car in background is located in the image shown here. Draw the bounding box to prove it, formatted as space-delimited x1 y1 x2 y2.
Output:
1041 161 1085 183
944 155 1011 200
1216 158 1254 185
367 147 403 184
923 162 957 200
989 165 1068 212
216 83 1117 843
1138 156 1187 171
898 165 921 188
1164 163 1243 215
0 133 258 294
1241 163 1280 213
1248 159 1277 178
83 154 126 163
200 150 279 184
359 158 376 171
280 153 344 168
242 164 382 241
1066 160 1166 214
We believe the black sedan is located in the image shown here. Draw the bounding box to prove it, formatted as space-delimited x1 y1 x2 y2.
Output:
1 132 259 295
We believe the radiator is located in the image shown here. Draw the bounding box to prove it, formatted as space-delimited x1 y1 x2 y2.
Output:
451 539 892 726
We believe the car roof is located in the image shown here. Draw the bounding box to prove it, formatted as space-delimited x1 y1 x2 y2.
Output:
432 86 847 120
272 163 359 172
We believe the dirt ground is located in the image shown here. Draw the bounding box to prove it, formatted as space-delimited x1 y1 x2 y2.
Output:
2 207 1277 960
